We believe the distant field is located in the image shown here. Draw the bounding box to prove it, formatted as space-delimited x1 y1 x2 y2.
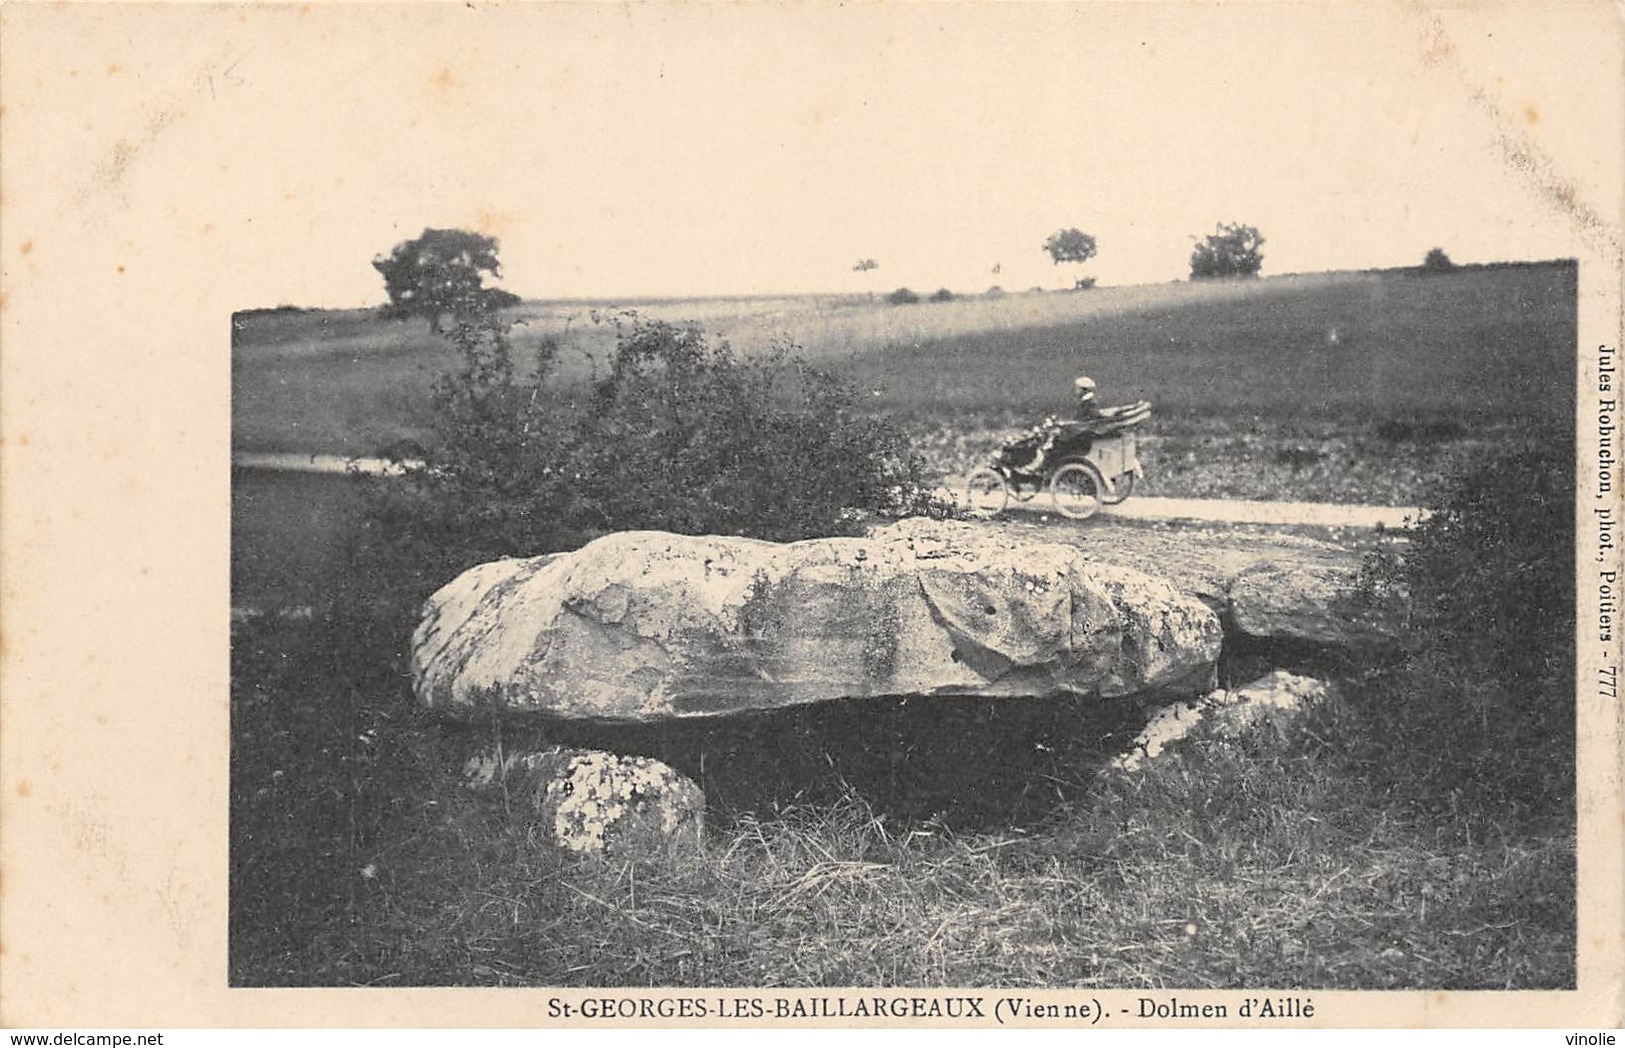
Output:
854 263 1576 426
233 262 1576 502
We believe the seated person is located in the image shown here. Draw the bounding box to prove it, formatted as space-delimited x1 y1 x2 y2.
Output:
1074 374 1102 420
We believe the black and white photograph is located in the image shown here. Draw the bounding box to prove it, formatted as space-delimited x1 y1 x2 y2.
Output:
2 0 1621 1033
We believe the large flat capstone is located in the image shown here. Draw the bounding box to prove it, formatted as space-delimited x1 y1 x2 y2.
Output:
410 518 1223 721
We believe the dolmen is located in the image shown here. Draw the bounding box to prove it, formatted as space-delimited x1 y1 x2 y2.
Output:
409 519 1235 855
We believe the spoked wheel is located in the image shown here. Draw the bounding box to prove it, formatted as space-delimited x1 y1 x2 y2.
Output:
1102 471 1136 505
1049 461 1108 520
964 467 1010 516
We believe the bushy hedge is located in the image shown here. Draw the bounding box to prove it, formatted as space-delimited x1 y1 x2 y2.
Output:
1352 440 1575 830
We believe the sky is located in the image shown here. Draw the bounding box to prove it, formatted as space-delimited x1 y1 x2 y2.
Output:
14 2 1620 308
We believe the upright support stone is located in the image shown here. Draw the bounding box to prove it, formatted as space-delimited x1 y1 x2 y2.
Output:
1112 671 1334 771
464 747 706 857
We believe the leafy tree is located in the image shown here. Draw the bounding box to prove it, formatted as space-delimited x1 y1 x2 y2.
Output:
1042 228 1098 288
1189 222 1265 279
372 228 516 333
1042 228 1097 266
853 258 881 300
1046 227 1098 287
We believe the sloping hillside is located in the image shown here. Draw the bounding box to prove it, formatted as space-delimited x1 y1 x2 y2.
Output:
233 262 1576 458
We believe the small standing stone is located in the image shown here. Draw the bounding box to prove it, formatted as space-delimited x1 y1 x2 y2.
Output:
1112 671 1333 771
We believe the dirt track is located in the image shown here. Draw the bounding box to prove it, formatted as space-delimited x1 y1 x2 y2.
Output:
978 491 1424 530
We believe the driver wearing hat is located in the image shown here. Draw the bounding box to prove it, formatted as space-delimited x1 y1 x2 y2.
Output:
1074 375 1102 420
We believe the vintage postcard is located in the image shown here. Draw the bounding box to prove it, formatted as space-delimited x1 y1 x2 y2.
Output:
1 1 1620 1032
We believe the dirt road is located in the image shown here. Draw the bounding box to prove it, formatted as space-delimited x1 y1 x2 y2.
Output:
974 491 1425 530
233 452 1425 530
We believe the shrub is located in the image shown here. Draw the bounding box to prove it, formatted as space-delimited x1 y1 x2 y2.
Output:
570 323 937 541
1189 222 1265 280
929 288 955 303
887 287 920 305
1351 440 1574 830
1421 248 1456 274
1072 277 1097 291
985 285 1005 297
354 312 940 608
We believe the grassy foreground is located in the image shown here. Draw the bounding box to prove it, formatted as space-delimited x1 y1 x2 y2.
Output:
230 609 1574 988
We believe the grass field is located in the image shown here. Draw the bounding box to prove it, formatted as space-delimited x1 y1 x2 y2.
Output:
232 276 1331 452
235 263 1566 471
233 262 1575 505
847 264 1575 423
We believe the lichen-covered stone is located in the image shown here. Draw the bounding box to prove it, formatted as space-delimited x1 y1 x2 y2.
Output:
463 747 705 856
411 519 1223 721
1112 670 1333 771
